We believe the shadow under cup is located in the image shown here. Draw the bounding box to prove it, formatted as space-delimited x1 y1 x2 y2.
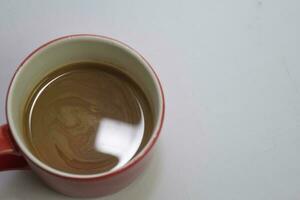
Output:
6 36 163 180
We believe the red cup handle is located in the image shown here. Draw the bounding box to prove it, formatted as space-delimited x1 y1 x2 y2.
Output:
0 124 28 170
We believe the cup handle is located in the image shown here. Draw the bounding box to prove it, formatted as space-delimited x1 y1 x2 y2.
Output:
0 124 28 171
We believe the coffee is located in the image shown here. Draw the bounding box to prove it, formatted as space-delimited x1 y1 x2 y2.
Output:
23 62 154 175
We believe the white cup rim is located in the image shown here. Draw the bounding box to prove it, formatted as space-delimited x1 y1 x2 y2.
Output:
5 34 165 179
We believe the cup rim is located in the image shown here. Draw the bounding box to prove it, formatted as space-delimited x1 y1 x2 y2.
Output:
5 34 165 180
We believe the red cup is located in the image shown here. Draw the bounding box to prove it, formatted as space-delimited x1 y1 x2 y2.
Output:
0 34 165 198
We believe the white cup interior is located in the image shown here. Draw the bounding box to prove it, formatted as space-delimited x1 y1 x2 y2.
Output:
6 35 164 178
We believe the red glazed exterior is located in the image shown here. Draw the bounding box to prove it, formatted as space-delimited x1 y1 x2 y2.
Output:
2 34 165 197
0 125 28 171
26 148 153 197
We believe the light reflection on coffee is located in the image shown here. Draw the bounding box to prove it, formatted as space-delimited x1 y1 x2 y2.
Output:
94 102 144 170
23 62 153 174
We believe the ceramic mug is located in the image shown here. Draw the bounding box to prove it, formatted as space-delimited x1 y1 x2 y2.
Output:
0 34 165 198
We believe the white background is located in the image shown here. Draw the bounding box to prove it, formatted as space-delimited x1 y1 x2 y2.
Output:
0 0 300 199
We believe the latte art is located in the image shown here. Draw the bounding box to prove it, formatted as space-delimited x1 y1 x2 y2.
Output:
23 62 153 174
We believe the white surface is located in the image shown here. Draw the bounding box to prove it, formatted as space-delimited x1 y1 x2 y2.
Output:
0 0 300 199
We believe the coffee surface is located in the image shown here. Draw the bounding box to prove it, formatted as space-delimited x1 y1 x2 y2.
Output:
23 62 153 174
